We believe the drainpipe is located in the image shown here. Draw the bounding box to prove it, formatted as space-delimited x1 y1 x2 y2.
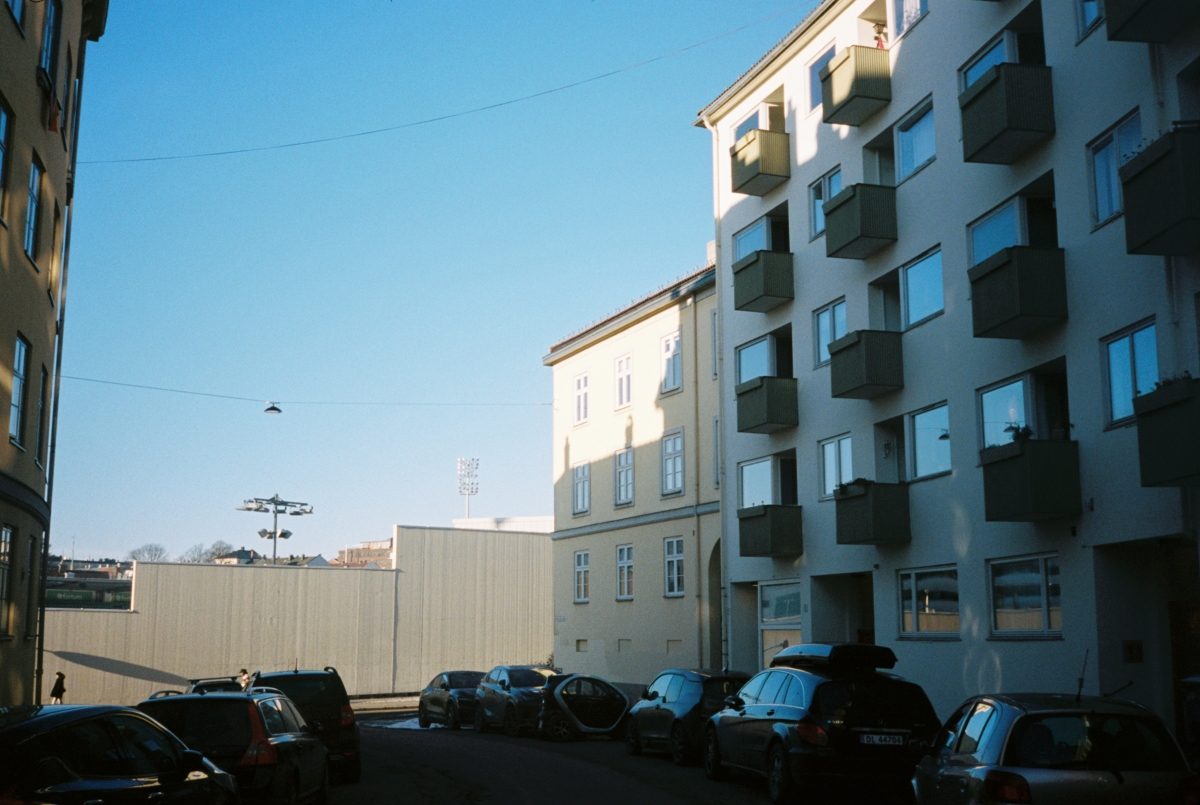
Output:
692 291 703 670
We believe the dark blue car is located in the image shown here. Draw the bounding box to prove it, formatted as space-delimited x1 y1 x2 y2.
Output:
419 671 485 730
625 669 749 765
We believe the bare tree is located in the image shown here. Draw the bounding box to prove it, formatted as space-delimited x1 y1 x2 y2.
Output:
202 540 235 563
178 543 206 563
128 543 169 562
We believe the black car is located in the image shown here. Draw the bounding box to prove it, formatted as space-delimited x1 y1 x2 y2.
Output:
474 665 556 736
138 689 328 804
419 671 485 730
256 668 360 783
0 704 236 804
537 674 629 742
704 644 940 804
626 668 750 764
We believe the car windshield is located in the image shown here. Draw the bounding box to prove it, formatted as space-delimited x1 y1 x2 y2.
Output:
813 679 939 731
450 672 484 689
262 674 345 706
1005 713 1186 772
138 699 252 748
509 669 553 688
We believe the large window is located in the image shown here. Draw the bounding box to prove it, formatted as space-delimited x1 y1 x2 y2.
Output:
661 332 682 393
573 373 588 425
39 0 62 82
0 526 10 634
899 566 959 635
24 162 42 261
572 462 590 515
979 379 1027 448
1105 321 1157 424
661 429 684 496
808 45 836 110
810 166 842 237
911 403 951 478
10 337 28 444
614 354 632 409
893 0 927 38
574 551 590 603
814 299 847 366
1090 112 1142 226
760 582 802 668
989 554 1061 635
616 545 633 600
902 249 943 327
820 434 853 499
614 448 634 506
664 537 684 597
896 103 935 182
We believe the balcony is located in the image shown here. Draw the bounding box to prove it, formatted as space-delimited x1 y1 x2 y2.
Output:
823 184 897 260
819 46 892 127
980 439 1081 522
1134 377 1200 487
959 64 1055 164
834 480 911 545
730 129 791 196
738 505 803 558
1119 124 1200 256
733 250 794 312
736 376 799 434
828 330 903 399
967 247 1067 339
1106 0 1200 42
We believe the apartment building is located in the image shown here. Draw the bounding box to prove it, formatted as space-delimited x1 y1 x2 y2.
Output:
0 0 109 705
544 267 722 686
697 0 1200 726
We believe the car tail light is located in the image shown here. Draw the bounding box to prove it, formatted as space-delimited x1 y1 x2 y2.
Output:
795 721 828 746
1182 776 1200 805
240 702 279 767
984 770 1032 804
341 704 356 727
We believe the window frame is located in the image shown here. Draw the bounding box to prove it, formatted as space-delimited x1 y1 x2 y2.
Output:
738 456 775 509
1102 318 1158 427
39 0 62 83
977 374 1034 450
664 537 684 597
616 544 633 601
735 335 775 385
891 0 929 40
614 447 634 507
900 247 945 329
0 100 10 219
24 160 43 264
898 565 960 638
571 461 591 516
711 310 719 379
734 109 761 143
818 433 853 500
759 581 803 669
988 553 1062 637
661 428 685 497
807 43 837 113
908 402 952 480
809 165 843 239
4 0 24 30
958 32 1017 92
733 217 770 262
1076 0 1104 40
661 331 682 394
573 372 589 425
574 550 590 603
813 298 847 367
10 336 29 446
1087 110 1142 228
968 196 1027 267
712 416 721 489
894 99 936 183
614 354 632 410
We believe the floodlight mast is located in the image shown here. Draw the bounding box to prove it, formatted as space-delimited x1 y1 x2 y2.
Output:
457 458 479 519
236 494 312 565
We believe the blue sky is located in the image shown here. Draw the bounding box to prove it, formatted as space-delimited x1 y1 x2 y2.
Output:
52 0 813 561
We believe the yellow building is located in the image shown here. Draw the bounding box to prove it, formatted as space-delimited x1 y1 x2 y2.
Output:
0 0 109 705
543 266 723 687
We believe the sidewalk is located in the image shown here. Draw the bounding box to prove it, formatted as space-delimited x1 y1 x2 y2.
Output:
350 695 419 713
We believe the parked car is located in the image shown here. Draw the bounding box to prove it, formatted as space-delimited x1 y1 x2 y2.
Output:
0 704 236 804
419 671 485 730
704 643 940 805
256 668 361 783
138 688 328 804
626 668 750 764
474 665 556 736
912 693 1200 805
536 674 630 742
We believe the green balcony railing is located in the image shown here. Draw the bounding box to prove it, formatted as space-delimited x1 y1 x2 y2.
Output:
968 247 1067 339
828 330 903 399
730 129 791 196
959 63 1055 164
1134 377 1200 487
738 505 803 558
1105 0 1200 42
820 46 891 127
823 183 897 260
1119 124 1200 256
980 439 1081 521
834 480 911 545
736 376 799 434
733 250 794 312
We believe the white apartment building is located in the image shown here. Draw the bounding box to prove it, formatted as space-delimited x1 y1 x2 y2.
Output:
697 0 1200 728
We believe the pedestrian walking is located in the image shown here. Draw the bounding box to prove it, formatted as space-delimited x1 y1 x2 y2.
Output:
49 672 65 705
239 668 251 691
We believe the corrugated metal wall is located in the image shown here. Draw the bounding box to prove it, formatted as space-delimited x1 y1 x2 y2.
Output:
44 527 552 705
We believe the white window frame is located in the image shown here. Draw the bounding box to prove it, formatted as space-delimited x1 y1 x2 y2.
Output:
977 375 1033 449
809 165 842 239
807 43 836 112
1102 318 1158 426
908 402 952 480
661 428 684 497
734 108 761 143
661 332 682 394
574 550 590 603
988 553 1062 636
733 217 770 262
572 461 591 516
900 247 944 329
616 544 633 600
814 298 847 368
898 565 960 636
614 447 634 507
614 354 632 410
1088 110 1142 227
958 32 1017 92
573 372 589 425
968 197 1027 266
819 433 853 500
735 335 775 385
894 99 935 183
664 537 684 597
738 456 776 509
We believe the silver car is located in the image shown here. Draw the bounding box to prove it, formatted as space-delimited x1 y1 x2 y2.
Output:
913 693 1199 805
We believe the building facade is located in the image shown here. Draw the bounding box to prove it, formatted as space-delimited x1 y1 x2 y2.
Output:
698 0 1200 725
544 267 722 686
0 0 108 706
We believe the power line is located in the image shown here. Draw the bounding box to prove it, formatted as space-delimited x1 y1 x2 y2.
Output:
79 3 813 166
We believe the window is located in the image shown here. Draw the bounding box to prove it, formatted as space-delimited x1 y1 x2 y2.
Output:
761 582 802 668
617 545 633 600
1077 0 1103 36
815 299 847 366
0 526 10 634
736 337 772 384
1090 112 1142 225
809 45 836 110
734 218 767 261
573 373 588 425
739 453 798 509
713 416 721 488
1105 321 1157 423
34 367 48 465
970 199 1021 265
10 337 29 444
572 462 590 515
664 537 684 596
911 404 951 478
961 33 1015 90
614 355 631 409
734 111 760 142
0 102 10 213
661 430 684 496
893 0 927 38
902 249 944 327
978 361 1072 448
574 551 590 602
899 566 959 635
989 554 1061 635
896 103 935 181
980 379 1027 448
810 166 842 237
615 448 634 506
25 162 42 261
661 332 682 393
711 310 718 378
4 0 23 28
734 93 785 141
39 0 62 83
820 434 853 498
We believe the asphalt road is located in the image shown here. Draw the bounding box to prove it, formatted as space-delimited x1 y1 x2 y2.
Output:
329 711 771 805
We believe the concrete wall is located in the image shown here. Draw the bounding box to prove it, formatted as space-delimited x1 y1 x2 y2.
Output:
44 526 552 705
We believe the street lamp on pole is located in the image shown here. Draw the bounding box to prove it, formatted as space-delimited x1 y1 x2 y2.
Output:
236 494 313 565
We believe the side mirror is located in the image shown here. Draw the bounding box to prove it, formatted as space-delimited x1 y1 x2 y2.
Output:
724 695 745 711
441 683 450 691
181 750 207 774
645 690 659 701
501 681 511 691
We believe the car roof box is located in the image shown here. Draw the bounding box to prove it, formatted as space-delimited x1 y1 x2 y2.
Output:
769 643 897 670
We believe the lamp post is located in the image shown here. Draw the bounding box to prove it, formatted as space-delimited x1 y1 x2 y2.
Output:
457 458 479 519
236 494 313 565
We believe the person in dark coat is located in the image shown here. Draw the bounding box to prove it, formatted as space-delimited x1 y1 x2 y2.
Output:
49 672 65 705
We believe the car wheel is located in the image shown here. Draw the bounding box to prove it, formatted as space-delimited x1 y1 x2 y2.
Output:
418 704 430 729
502 705 521 738
342 754 361 784
703 729 725 781
446 702 461 731
545 713 574 743
625 717 642 756
767 743 796 804
669 722 691 766
474 705 488 733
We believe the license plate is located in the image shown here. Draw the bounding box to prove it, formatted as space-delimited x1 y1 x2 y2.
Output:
860 733 904 746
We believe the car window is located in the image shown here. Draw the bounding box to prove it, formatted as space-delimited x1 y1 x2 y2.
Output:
508 669 552 688
739 672 769 705
956 702 997 755
450 672 484 688
281 700 307 732
782 675 806 707
936 703 973 753
36 719 127 777
664 675 685 704
138 699 252 749
1005 713 1186 772
812 679 940 731
427 676 441 689
261 674 346 707
110 716 179 776
259 699 289 735
758 672 786 705
648 674 673 698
